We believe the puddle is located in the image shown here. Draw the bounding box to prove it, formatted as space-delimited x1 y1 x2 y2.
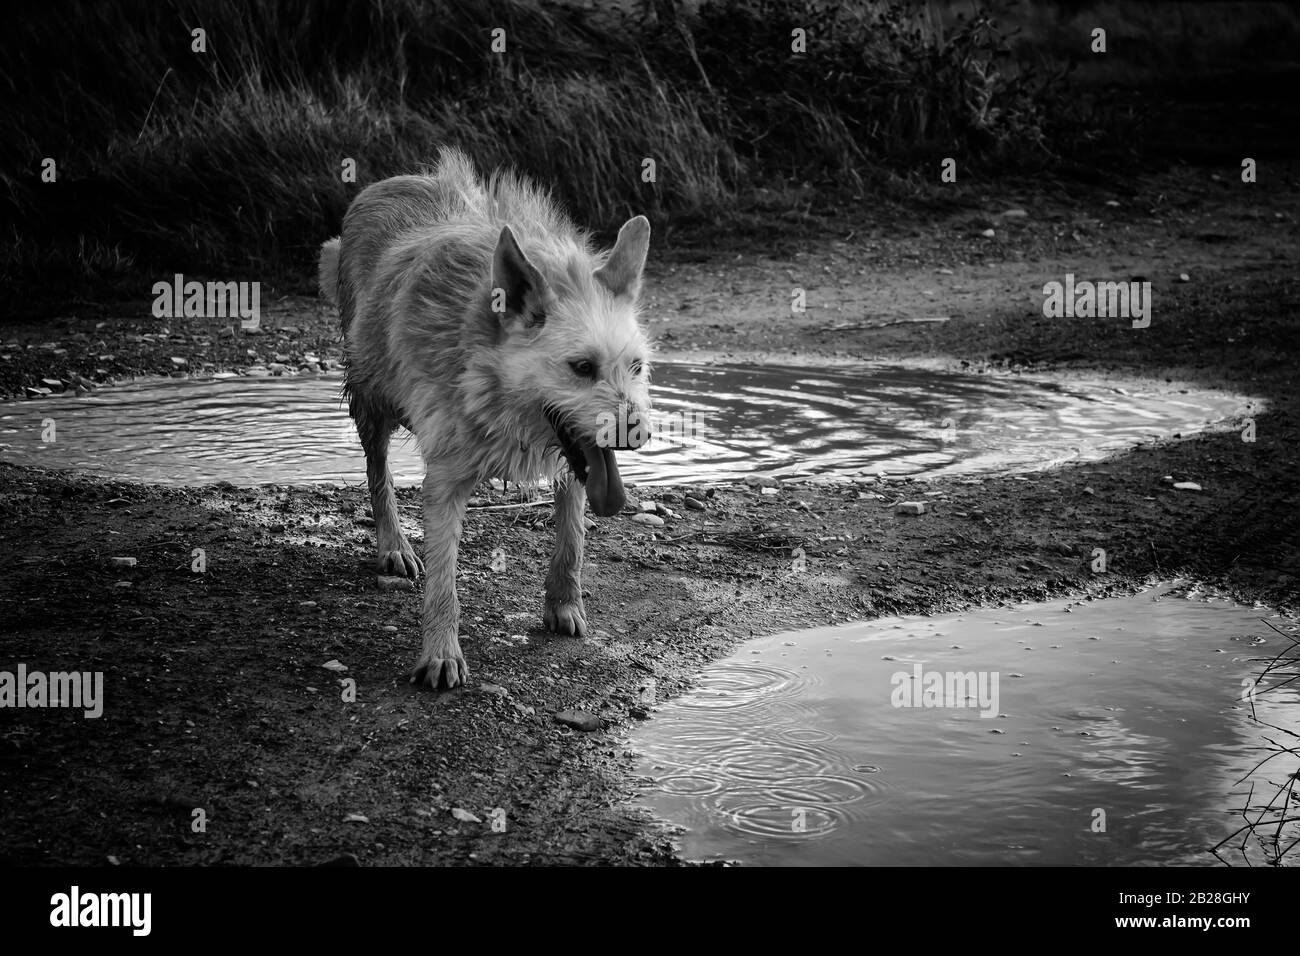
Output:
630 585 1299 866
0 362 1252 487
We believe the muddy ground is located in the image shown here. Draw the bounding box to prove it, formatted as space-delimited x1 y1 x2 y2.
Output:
1 166 1297 865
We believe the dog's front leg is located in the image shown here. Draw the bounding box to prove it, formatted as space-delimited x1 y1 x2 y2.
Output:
411 468 475 689
543 473 588 637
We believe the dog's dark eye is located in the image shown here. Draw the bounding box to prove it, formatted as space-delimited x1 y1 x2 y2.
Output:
569 359 597 379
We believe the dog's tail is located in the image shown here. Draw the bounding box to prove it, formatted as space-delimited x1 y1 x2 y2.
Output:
318 237 341 306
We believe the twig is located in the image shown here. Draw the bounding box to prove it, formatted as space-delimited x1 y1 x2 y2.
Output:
468 499 554 512
815 316 951 333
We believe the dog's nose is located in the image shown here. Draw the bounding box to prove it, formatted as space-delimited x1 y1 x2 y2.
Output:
622 406 650 450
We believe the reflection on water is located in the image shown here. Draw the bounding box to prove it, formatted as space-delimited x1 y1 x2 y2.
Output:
630 585 1299 865
0 363 1254 486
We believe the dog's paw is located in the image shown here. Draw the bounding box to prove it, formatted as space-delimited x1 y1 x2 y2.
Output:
377 546 423 578
544 598 588 638
410 648 467 690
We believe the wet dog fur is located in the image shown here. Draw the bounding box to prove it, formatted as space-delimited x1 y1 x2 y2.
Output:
319 148 652 689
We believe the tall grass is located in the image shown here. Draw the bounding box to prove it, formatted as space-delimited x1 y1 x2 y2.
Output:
0 0 1066 291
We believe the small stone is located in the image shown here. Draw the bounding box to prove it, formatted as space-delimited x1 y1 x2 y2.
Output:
40 377 65 390
450 807 481 823
322 659 348 672
23 386 51 398
684 496 706 511
108 556 138 568
170 357 187 367
981 228 996 238
638 500 657 513
343 813 369 824
554 709 603 732
632 513 664 527
1172 481 1202 491
479 683 509 698
1178 273 1190 282
895 501 926 515
377 575 415 592
761 486 778 495
998 208 1028 218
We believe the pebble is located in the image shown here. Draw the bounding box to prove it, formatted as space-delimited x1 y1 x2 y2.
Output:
478 683 509 698
638 500 657 512
322 659 348 672
450 808 481 823
170 357 187 367
981 228 996 238
632 513 664 527
1172 481 1202 491
377 576 414 592
108 556 138 568
553 709 603 732
895 501 926 515
683 496 706 511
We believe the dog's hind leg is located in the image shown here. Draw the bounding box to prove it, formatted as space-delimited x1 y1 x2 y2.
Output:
352 394 423 578
543 473 589 637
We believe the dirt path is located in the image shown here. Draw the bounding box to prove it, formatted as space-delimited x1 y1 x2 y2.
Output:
1 168 1297 865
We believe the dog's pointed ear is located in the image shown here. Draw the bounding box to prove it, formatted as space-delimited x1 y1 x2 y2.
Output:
594 215 650 300
492 226 549 327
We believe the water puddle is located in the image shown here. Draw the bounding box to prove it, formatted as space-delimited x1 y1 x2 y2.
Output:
0 362 1253 486
630 585 1299 865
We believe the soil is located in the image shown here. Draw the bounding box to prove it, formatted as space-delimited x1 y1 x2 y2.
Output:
1 166 1297 865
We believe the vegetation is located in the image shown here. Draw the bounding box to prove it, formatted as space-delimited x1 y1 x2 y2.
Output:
1 0 1077 289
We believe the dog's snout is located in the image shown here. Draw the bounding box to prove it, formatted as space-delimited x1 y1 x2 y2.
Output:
617 403 650 450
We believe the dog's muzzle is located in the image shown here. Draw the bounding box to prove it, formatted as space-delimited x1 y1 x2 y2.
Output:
545 407 646 517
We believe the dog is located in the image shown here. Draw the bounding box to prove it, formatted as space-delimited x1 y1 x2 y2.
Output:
318 147 652 689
